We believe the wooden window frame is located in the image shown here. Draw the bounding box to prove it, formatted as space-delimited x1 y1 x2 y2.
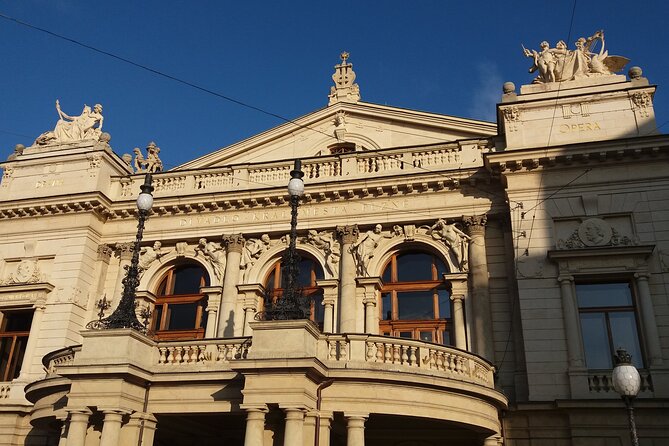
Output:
152 264 208 340
0 310 33 382
379 251 452 345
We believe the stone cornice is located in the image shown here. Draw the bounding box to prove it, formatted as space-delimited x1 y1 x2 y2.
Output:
485 134 669 174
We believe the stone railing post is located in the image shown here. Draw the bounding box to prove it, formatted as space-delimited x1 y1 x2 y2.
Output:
317 279 339 333
201 286 222 338
238 284 265 336
337 225 359 333
356 277 383 335
218 234 245 337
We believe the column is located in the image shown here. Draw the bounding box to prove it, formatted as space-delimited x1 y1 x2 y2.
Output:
242 405 267 446
99 409 128 446
356 277 383 335
95 243 114 296
464 215 494 361
139 414 158 446
56 415 67 446
201 286 222 338
282 407 305 446
316 411 333 446
303 412 317 446
344 413 367 446
113 242 134 303
238 284 265 336
317 279 339 333
337 225 359 333
635 273 663 366
18 298 46 379
449 277 468 350
483 434 502 446
122 412 158 446
65 408 92 446
218 234 245 337
558 275 585 368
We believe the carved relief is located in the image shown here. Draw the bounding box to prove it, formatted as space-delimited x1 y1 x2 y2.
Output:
97 244 114 262
0 259 43 285
1 167 14 187
631 92 652 118
175 242 188 257
115 242 135 260
502 107 521 132
428 219 471 271
195 238 226 280
241 235 271 271
336 225 359 245
351 224 395 277
87 154 102 177
557 217 637 249
306 230 340 276
561 102 590 119
138 241 169 276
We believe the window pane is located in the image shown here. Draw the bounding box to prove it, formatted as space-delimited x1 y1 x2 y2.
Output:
4 312 33 332
266 270 276 290
311 292 324 325
381 293 392 320
154 306 163 329
382 262 391 283
580 312 612 369
609 312 644 368
172 265 207 295
399 331 412 339
438 289 451 318
419 331 433 342
166 303 198 330
576 283 632 308
397 291 434 320
441 331 451 346
396 253 434 282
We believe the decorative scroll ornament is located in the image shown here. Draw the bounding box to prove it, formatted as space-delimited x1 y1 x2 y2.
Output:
522 30 629 84
1 259 43 285
557 218 637 249
35 100 104 145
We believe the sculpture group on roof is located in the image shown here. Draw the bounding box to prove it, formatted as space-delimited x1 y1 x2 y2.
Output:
35 100 104 145
523 30 629 84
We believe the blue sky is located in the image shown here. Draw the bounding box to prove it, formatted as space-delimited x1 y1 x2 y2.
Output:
1 1 667 169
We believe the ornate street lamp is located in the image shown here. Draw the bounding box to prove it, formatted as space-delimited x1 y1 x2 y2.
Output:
88 173 154 331
257 160 309 320
612 347 641 446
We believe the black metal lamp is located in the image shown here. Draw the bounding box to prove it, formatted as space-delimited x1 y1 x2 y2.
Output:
612 347 641 446
88 173 154 331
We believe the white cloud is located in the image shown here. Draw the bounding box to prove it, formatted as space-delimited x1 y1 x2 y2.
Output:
468 62 503 122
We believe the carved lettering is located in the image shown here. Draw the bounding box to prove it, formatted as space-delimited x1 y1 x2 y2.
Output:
559 122 601 133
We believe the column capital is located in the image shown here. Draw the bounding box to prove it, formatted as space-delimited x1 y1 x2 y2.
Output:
634 272 651 280
557 275 574 284
115 242 134 260
336 225 359 244
223 233 245 253
344 412 369 421
98 408 132 416
463 214 487 235
66 407 93 417
450 293 465 302
240 403 269 413
97 243 114 262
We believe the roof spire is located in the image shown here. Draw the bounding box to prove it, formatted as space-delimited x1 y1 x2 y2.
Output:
328 51 361 105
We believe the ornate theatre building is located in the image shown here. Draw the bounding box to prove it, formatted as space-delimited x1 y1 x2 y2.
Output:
0 35 667 445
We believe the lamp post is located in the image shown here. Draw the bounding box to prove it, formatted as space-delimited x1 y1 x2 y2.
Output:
612 347 641 446
257 159 309 320
87 173 154 331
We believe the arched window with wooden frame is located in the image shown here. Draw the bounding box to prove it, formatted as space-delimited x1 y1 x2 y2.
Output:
264 254 325 328
152 263 210 340
380 250 452 345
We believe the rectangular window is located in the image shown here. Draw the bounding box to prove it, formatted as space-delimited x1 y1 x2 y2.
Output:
0 311 33 381
577 282 643 369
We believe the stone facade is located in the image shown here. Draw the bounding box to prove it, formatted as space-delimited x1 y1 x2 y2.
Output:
0 54 667 445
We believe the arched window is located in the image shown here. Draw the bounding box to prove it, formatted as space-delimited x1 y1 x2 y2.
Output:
264 255 325 328
380 251 452 345
152 263 210 340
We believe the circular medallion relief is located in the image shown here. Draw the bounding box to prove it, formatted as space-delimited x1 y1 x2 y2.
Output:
578 218 612 246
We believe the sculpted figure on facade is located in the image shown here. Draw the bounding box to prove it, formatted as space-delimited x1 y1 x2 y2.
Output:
35 100 104 145
133 142 164 173
241 234 271 270
429 219 471 270
7 144 25 161
138 241 169 276
523 30 629 84
352 224 393 276
195 238 226 280
306 229 340 276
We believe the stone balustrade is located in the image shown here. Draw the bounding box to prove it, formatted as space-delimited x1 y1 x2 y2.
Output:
324 334 495 388
588 369 653 393
156 338 251 366
42 345 81 378
111 143 482 201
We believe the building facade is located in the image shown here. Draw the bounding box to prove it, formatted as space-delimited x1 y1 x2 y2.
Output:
0 44 667 446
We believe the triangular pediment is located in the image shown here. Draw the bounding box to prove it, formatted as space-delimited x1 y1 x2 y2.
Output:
175 101 496 170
